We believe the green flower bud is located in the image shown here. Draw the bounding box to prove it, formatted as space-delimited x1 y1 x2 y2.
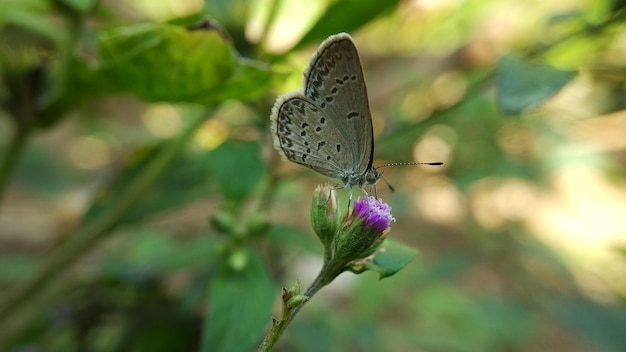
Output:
310 185 339 249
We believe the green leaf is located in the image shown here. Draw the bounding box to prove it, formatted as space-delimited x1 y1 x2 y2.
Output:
205 140 266 203
0 1 65 43
555 296 626 351
347 238 419 279
101 229 221 280
204 0 251 29
13 143 76 196
42 22 275 125
95 23 237 102
0 254 40 283
200 249 274 352
82 143 212 225
293 0 401 51
267 224 321 253
200 58 277 105
56 0 95 13
496 55 575 115
92 22 276 104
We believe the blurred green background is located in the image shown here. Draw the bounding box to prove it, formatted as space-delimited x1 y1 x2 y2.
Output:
1 0 626 351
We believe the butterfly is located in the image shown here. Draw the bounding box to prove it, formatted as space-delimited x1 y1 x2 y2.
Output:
270 33 442 201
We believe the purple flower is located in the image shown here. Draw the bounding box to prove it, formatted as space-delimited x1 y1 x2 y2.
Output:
352 196 395 234
329 196 395 261
309 187 396 263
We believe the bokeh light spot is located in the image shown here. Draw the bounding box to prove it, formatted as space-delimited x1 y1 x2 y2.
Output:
195 119 229 150
141 105 182 138
68 136 111 170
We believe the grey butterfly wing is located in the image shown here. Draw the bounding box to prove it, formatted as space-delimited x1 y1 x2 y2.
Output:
270 93 355 179
303 33 374 175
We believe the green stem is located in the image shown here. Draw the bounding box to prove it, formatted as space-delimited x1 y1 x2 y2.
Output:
0 110 208 329
0 125 30 209
257 259 346 352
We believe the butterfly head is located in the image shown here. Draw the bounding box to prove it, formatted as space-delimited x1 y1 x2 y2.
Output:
365 168 381 185
339 168 380 189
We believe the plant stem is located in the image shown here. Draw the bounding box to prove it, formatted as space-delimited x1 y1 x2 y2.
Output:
0 110 208 339
0 125 30 209
257 259 346 352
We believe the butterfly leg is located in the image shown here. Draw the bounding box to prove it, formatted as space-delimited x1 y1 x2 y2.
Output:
329 183 347 206
368 184 379 199
358 186 373 212
348 188 353 210
345 187 358 210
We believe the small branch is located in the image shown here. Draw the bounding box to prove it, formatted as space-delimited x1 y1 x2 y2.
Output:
0 125 30 209
0 109 209 332
257 260 346 352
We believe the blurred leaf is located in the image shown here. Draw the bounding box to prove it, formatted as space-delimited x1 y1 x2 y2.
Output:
475 296 536 346
206 140 266 203
287 311 345 352
55 0 95 13
202 58 277 104
0 254 40 283
418 252 477 283
200 249 274 352
555 296 626 351
204 0 251 29
293 0 401 51
403 286 537 351
496 55 575 115
347 238 418 279
82 143 212 225
12 143 77 196
100 229 221 282
127 319 199 352
547 10 584 24
267 224 321 253
94 23 236 101
60 22 274 105
39 22 275 127
613 0 626 12
0 1 65 42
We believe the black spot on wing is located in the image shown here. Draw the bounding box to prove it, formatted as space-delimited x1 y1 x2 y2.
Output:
347 111 359 119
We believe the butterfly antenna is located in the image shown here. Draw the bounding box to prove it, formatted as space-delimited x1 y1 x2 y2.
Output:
375 162 442 192
379 172 395 193
375 161 443 170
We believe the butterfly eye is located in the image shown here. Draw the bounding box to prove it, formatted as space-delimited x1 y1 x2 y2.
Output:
365 169 380 185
